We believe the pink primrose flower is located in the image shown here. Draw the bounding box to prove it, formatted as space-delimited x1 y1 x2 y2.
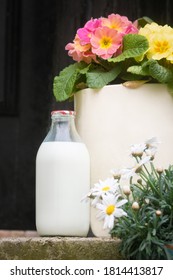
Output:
77 18 102 45
66 14 138 62
90 26 122 59
81 50 97 63
125 24 138 34
65 35 96 63
101 13 138 35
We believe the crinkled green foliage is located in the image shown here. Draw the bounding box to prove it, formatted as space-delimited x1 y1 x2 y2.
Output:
86 64 122 88
53 21 173 102
108 34 149 63
53 62 89 101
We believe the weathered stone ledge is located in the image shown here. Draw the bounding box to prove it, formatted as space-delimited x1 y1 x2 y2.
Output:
0 231 122 260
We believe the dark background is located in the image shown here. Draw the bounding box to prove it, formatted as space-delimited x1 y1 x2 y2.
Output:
0 0 173 230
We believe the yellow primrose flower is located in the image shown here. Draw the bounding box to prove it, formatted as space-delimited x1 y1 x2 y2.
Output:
139 22 160 38
139 23 173 61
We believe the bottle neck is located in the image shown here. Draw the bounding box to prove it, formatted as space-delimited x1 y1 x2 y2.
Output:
44 115 81 142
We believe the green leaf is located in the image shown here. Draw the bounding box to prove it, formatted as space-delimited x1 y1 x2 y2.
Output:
108 34 149 63
167 83 173 96
137 17 154 28
53 62 88 101
127 65 150 76
148 60 173 83
86 64 122 88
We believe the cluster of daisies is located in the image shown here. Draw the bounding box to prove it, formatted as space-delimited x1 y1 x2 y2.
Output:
83 137 161 230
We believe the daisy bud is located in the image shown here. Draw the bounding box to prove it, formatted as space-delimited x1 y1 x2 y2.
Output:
135 165 142 173
131 151 143 157
156 210 162 216
132 201 140 210
145 198 150 204
137 179 142 184
156 167 164 174
110 169 122 180
113 174 121 180
122 185 131 196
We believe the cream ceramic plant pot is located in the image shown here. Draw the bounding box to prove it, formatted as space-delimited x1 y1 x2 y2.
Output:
74 84 173 237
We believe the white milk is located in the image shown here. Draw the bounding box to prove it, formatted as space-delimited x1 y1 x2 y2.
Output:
36 141 90 236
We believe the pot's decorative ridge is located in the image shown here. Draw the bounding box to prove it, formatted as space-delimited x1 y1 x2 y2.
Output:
75 84 173 237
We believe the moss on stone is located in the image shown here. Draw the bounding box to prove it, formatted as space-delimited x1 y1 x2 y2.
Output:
0 237 123 260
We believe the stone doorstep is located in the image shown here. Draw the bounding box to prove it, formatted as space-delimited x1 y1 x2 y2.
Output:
0 230 122 260
0 230 39 238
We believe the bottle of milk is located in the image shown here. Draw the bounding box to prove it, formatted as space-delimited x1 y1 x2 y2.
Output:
36 110 90 236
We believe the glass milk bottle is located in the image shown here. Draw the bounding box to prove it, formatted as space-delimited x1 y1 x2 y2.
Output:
36 110 90 236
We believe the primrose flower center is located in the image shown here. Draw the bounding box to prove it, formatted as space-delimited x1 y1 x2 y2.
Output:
106 204 115 215
110 23 119 30
102 186 110 192
154 40 169 53
100 37 112 49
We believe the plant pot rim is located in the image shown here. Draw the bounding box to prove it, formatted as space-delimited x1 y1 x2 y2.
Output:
76 83 167 95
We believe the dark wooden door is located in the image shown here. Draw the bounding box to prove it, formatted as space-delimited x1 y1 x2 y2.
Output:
0 0 173 230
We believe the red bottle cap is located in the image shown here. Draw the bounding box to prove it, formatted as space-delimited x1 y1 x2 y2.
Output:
51 110 75 116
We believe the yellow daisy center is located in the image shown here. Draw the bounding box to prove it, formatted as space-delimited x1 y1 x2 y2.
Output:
154 40 169 54
100 37 112 49
102 186 110 191
106 204 115 215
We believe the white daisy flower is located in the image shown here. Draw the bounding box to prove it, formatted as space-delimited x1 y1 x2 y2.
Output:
145 137 161 148
81 190 101 207
130 142 146 157
81 191 92 203
96 194 127 230
121 156 151 179
110 168 123 179
89 177 119 206
91 177 119 197
145 147 157 159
